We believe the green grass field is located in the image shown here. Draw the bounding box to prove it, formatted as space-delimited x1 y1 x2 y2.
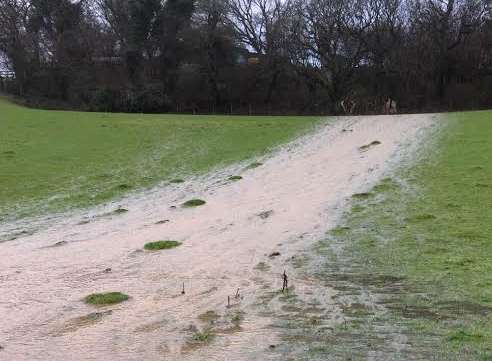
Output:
299 111 492 359
0 98 318 221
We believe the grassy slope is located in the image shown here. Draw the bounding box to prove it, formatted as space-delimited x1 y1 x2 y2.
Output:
272 111 492 360
0 98 318 221
319 111 492 359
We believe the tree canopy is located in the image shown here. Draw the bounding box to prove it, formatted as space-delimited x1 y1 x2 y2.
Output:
1 0 491 114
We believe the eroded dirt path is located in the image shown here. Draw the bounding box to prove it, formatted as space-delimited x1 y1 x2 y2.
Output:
0 114 436 360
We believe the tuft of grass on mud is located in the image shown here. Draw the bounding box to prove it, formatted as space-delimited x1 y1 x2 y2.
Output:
229 311 245 326
112 207 128 215
258 210 274 219
170 178 185 184
144 240 182 251
228 175 243 181
84 292 129 305
0 97 319 221
191 327 215 343
198 310 220 324
254 262 271 272
54 310 113 336
98 207 128 218
359 140 382 151
245 161 263 170
182 199 206 208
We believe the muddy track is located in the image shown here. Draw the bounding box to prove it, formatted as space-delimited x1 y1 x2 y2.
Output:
0 114 436 360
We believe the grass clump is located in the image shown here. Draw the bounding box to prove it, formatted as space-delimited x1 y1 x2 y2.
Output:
112 207 128 215
228 175 243 181
84 292 129 305
258 210 274 219
230 311 245 326
245 161 263 170
55 311 113 335
359 140 382 151
170 178 185 184
254 262 270 271
144 240 181 251
99 207 129 218
191 327 215 343
182 199 206 208
198 310 220 323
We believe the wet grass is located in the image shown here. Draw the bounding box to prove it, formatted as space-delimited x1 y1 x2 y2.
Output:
330 226 351 236
372 177 395 193
0 97 319 221
84 292 129 305
322 111 492 359
144 240 182 251
273 111 492 360
448 330 484 343
182 199 206 208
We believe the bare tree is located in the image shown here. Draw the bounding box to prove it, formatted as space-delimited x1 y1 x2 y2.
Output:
194 0 228 109
290 0 374 112
365 0 405 100
1 0 492 113
226 0 292 107
408 0 489 99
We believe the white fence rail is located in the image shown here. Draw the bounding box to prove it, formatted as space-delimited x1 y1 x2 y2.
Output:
0 70 15 79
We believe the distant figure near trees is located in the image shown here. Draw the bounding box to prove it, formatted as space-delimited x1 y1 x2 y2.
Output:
384 97 398 114
341 97 356 115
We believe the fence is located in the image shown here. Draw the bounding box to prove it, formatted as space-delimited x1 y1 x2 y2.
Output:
0 70 15 92
0 70 15 79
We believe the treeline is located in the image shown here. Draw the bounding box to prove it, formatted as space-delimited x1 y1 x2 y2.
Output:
1 0 491 115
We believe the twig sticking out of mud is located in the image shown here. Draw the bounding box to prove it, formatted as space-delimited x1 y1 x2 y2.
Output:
282 271 289 292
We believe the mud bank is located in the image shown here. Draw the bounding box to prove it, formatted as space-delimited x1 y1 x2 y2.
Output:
0 114 436 360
